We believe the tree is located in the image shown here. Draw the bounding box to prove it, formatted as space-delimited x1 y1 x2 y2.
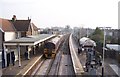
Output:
65 25 70 29
89 27 104 46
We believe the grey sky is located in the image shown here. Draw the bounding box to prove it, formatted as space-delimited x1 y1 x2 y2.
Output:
1 0 119 29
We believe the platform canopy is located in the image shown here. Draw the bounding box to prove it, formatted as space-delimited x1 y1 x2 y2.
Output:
83 39 96 47
79 37 96 47
79 37 89 45
4 34 56 46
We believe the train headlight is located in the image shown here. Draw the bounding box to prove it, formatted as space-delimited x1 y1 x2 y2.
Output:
52 50 55 54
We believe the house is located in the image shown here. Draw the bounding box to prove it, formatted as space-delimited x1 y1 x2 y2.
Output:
31 23 38 35
0 18 16 41
0 18 16 68
10 16 32 38
9 15 38 38
1 16 39 68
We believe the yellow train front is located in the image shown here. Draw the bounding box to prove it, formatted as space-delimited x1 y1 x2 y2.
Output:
43 42 56 58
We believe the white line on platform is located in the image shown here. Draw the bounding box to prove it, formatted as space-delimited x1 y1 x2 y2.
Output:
109 64 120 76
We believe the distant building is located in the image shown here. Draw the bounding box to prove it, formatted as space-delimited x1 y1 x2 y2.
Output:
73 27 94 39
51 27 64 34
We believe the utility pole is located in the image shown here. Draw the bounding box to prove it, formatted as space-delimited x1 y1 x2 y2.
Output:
80 27 81 39
87 28 89 37
99 27 111 77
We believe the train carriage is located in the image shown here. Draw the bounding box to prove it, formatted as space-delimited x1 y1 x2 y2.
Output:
44 42 56 58
43 35 63 58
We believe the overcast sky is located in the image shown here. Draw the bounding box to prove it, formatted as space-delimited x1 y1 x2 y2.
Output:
0 0 119 29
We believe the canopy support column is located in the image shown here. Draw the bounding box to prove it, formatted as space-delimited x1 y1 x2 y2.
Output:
27 46 31 59
33 46 36 55
18 45 21 67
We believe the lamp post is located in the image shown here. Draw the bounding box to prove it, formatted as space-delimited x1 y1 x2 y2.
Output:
87 28 89 37
99 27 111 77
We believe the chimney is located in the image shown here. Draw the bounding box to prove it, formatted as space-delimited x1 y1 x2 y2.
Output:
28 17 29 20
12 15 17 22
28 17 30 20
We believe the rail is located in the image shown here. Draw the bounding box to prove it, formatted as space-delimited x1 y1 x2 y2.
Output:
16 55 43 77
32 34 65 76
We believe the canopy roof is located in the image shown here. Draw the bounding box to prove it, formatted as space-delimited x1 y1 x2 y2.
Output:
79 37 89 45
4 34 56 46
83 39 96 47
80 37 96 47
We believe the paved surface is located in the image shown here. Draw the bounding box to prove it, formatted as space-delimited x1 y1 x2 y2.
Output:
58 35 75 75
58 55 75 75
72 36 120 76
2 53 42 76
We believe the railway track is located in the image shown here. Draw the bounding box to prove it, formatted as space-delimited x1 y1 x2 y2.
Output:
33 34 75 76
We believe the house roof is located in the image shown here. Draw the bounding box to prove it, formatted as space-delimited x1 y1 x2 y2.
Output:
0 18 15 32
31 23 38 31
10 20 31 31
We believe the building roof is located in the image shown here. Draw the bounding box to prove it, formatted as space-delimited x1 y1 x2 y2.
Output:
79 37 89 45
4 34 56 46
0 18 15 32
80 37 96 46
106 44 120 51
31 23 38 31
83 39 96 47
10 20 31 31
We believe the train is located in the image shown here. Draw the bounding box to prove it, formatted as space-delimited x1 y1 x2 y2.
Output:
43 35 63 58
